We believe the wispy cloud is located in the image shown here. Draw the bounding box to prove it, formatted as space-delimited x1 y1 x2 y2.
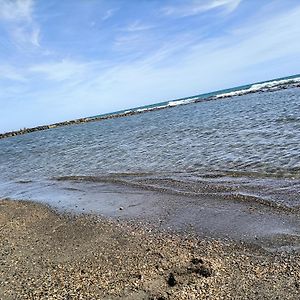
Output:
0 0 40 47
102 8 118 21
162 0 241 17
125 21 156 32
31 4 300 114
113 34 142 49
0 0 33 21
0 64 25 81
29 60 92 82
1 0 300 133
11 24 40 47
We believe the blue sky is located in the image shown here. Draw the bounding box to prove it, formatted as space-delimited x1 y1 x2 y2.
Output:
1 0 300 132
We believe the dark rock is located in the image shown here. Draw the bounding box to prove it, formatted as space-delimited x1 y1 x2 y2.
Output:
150 296 166 300
191 258 204 265
167 272 176 287
196 265 212 278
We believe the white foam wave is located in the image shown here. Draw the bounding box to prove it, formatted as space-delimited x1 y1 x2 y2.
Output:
215 76 300 99
136 108 149 113
168 98 198 107
135 104 169 113
116 76 300 117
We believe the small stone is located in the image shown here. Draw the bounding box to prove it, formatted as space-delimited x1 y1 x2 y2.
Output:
191 258 204 265
196 265 212 278
167 273 176 287
138 274 143 280
119 207 124 210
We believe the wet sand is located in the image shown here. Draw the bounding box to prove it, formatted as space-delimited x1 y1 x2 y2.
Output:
1 199 300 299
5 179 300 252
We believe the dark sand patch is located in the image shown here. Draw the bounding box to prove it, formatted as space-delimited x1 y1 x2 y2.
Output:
1 199 300 299
6 178 300 251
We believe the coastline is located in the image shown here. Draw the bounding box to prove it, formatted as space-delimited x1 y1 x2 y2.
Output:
1 199 300 299
0 106 167 140
1 78 299 140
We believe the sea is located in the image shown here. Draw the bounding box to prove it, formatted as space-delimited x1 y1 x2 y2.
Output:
0 74 300 216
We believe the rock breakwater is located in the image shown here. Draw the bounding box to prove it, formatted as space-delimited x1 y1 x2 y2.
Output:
1 78 299 140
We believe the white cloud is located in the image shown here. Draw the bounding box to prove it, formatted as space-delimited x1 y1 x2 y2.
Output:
162 0 241 17
0 0 33 21
0 64 25 81
30 4 300 115
30 26 40 46
11 24 40 47
113 34 141 49
0 0 40 47
125 21 156 32
102 8 118 21
1 1 300 133
29 60 92 82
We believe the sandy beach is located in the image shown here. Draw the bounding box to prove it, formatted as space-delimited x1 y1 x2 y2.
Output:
1 199 300 299
1 0 300 299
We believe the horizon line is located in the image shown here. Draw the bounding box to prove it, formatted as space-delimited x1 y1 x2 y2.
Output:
1 72 300 136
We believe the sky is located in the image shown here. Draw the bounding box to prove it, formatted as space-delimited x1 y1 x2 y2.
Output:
1 0 300 133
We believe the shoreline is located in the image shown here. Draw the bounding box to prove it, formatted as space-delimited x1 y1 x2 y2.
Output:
1 199 300 299
3 178 300 252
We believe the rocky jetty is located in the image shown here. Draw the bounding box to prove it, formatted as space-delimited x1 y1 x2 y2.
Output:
1 80 299 140
0 104 171 140
0 118 89 139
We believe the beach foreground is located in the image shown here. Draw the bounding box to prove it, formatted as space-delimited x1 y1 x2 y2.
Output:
1 199 300 299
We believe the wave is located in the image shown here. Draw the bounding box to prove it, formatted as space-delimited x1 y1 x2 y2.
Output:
215 76 300 99
130 75 300 114
135 104 169 113
2 75 299 139
54 172 300 212
168 97 199 107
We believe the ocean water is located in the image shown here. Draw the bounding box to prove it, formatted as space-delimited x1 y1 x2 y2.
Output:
0 83 300 210
88 73 300 118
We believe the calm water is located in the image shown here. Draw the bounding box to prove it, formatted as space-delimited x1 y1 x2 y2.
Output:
0 87 300 209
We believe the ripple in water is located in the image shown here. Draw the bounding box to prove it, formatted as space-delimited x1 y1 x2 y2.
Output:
0 88 299 208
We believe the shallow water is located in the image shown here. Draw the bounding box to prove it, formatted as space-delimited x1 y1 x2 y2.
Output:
0 87 300 209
